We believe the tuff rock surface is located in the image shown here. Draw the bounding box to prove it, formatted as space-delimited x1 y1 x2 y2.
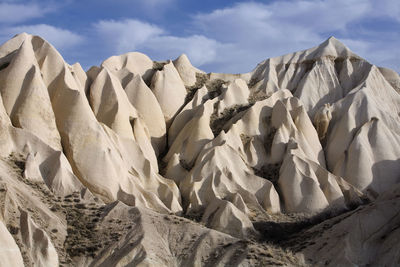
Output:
0 33 399 266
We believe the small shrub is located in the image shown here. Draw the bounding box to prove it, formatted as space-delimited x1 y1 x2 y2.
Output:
210 104 253 137
184 72 209 104
153 61 167 71
248 77 259 88
253 163 281 185
248 92 269 104
240 133 252 146
206 79 226 100
179 159 193 171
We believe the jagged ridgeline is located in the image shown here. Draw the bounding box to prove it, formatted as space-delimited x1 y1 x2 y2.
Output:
0 33 399 266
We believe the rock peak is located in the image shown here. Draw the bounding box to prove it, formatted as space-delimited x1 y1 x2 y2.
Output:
315 36 357 59
173 53 194 69
173 53 205 87
324 36 350 50
176 53 189 61
13 32 30 39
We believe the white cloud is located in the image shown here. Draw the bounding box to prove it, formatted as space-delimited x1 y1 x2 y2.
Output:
94 19 222 67
134 0 174 8
2 24 83 50
91 0 399 73
92 0 176 15
343 37 400 72
97 0 174 7
371 0 400 22
0 3 53 24
194 1 369 44
90 1 399 73
192 0 400 73
95 19 164 53
147 35 221 66
5 0 390 73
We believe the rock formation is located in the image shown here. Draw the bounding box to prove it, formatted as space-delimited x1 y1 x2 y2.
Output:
0 33 398 266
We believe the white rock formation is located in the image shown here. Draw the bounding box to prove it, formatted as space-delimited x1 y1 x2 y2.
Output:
125 74 166 154
173 53 205 87
0 33 181 213
101 52 154 86
19 209 59 267
150 61 187 125
0 33 398 266
0 221 24 267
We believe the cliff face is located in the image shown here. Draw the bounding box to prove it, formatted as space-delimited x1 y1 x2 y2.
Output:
0 33 399 266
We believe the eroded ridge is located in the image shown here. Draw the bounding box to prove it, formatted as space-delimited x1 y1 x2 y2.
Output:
0 33 398 266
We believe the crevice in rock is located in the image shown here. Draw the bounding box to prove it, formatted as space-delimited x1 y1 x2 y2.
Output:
300 59 316 75
333 57 345 78
0 61 10 71
264 126 277 156
157 142 169 177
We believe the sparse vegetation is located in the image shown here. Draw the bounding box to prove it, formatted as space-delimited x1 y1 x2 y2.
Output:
210 103 253 137
179 159 193 171
206 79 226 100
245 241 301 266
64 196 105 258
253 163 281 185
240 133 252 146
250 202 368 256
7 224 19 235
248 77 259 88
183 209 205 224
153 61 167 71
9 153 25 176
184 72 209 104
248 92 269 104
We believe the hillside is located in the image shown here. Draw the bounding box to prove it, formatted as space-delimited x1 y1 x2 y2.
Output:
0 33 399 266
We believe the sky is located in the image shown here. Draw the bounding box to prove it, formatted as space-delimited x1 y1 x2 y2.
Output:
0 0 399 73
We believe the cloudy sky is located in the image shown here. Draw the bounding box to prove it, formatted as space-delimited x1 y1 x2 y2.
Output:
0 0 399 73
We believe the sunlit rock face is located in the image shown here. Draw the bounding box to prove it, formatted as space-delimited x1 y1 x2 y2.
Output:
0 33 398 266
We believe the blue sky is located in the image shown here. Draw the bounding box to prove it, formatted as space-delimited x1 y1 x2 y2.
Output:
0 0 399 73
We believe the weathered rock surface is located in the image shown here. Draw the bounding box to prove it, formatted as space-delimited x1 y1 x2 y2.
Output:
0 33 398 266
